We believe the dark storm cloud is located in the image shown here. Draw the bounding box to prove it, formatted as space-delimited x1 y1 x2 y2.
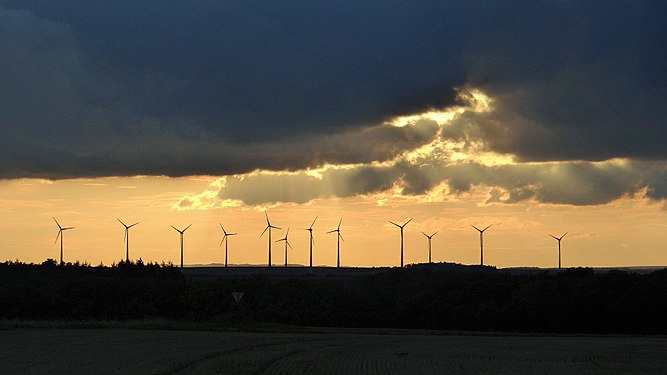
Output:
0 1 665 179
460 1 667 161
0 117 438 179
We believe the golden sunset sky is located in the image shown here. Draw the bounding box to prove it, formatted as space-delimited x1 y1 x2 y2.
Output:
2 92 666 268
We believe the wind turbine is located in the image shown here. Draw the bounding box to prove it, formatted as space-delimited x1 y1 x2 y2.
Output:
327 218 344 268
471 224 492 266
260 212 281 267
219 224 238 267
304 216 317 268
421 231 438 263
548 232 568 270
276 227 292 267
53 217 74 265
118 219 139 263
171 224 192 271
390 218 413 267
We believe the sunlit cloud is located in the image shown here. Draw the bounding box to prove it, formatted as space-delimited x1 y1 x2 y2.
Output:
172 87 667 210
173 178 243 211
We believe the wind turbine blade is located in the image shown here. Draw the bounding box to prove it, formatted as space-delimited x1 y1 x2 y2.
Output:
404 218 413 226
260 226 268 238
310 215 318 229
54 230 61 243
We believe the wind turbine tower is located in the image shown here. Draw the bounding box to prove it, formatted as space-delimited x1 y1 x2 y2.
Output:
390 218 413 267
219 224 238 267
118 219 139 262
260 212 281 267
421 231 438 263
548 232 568 270
471 224 492 266
327 218 344 268
305 216 317 268
53 217 75 265
276 227 292 267
171 224 192 271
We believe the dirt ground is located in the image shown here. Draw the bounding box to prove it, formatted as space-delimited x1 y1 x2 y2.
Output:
1 328 666 374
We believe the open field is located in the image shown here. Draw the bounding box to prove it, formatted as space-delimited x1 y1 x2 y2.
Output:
1 327 666 374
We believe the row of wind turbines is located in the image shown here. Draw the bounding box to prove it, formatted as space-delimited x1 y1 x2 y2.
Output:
52 214 569 271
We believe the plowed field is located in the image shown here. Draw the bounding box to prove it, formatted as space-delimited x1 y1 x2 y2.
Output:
1 328 665 374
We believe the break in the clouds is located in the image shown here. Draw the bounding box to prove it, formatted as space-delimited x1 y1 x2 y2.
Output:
0 1 666 179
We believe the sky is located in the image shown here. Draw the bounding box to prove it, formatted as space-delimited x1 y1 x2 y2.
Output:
1 1 666 268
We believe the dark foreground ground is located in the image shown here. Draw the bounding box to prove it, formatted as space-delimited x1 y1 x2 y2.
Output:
2 327 666 374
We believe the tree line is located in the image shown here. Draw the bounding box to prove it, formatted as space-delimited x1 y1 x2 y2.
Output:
0 260 665 334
